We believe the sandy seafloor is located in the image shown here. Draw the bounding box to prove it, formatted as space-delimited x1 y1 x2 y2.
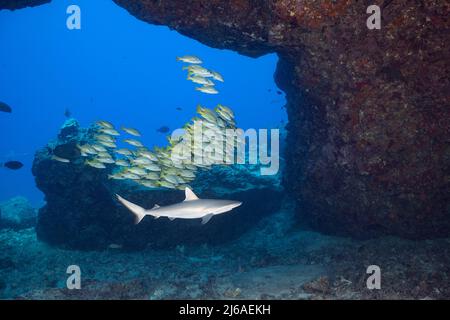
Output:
1 205 449 300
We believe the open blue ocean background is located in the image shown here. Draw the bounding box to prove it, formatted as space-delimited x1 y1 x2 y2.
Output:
0 0 286 206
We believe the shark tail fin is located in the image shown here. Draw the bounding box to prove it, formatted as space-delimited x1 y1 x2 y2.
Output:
116 194 146 224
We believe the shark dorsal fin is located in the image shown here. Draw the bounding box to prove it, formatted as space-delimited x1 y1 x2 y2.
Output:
184 187 199 201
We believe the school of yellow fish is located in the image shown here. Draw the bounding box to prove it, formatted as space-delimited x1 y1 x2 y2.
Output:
176 55 224 94
70 103 237 190
52 55 234 190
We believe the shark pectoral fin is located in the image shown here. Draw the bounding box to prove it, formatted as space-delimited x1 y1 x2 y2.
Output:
168 217 176 221
201 214 214 225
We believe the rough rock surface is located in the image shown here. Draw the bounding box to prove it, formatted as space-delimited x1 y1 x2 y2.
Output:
3 220 450 299
0 0 50 11
33 120 283 250
111 0 450 238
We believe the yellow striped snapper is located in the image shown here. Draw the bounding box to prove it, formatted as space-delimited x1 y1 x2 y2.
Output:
137 150 158 161
108 173 126 180
188 75 215 86
122 173 140 180
143 163 161 172
131 157 153 166
115 148 133 156
139 180 159 188
115 159 130 167
196 85 218 95
144 172 160 180
217 104 234 118
184 65 213 77
211 71 224 82
127 167 147 176
96 157 115 164
158 180 176 189
85 160 106 169
98 140 117 148
179 170 196 179
99 128 120 136
95 134 116 143
124 139 144 148
97 152 113 159
92 144 108 153
176 55 203 64
95 120 114 129
121 127 141 137
77 144 97 155
51 155 70 163
162 174 184 185
197 105 218 123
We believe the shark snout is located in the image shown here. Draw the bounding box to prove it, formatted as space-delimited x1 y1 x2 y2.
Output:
230 201 243 209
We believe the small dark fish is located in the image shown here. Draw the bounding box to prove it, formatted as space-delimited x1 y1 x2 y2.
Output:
2 161 24 170
276 90 283 95
0 101 12 113
157 126 170 134
64 108 72 118
176 107 182 111
54 142 80 159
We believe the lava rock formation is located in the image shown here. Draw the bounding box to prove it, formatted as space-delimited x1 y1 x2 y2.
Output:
110 0 449 239
7 0 450 239
33 120 283 250
0 0 50 11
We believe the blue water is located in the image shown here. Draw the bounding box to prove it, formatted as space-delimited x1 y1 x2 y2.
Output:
1 1 449 302
0 0 285 206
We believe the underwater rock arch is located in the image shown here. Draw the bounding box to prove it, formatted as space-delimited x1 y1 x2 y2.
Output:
3 0 449 239
0 0 50 11
110 0 450 238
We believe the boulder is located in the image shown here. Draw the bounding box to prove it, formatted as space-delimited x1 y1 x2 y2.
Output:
33 120 283 250
0 196 37 229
